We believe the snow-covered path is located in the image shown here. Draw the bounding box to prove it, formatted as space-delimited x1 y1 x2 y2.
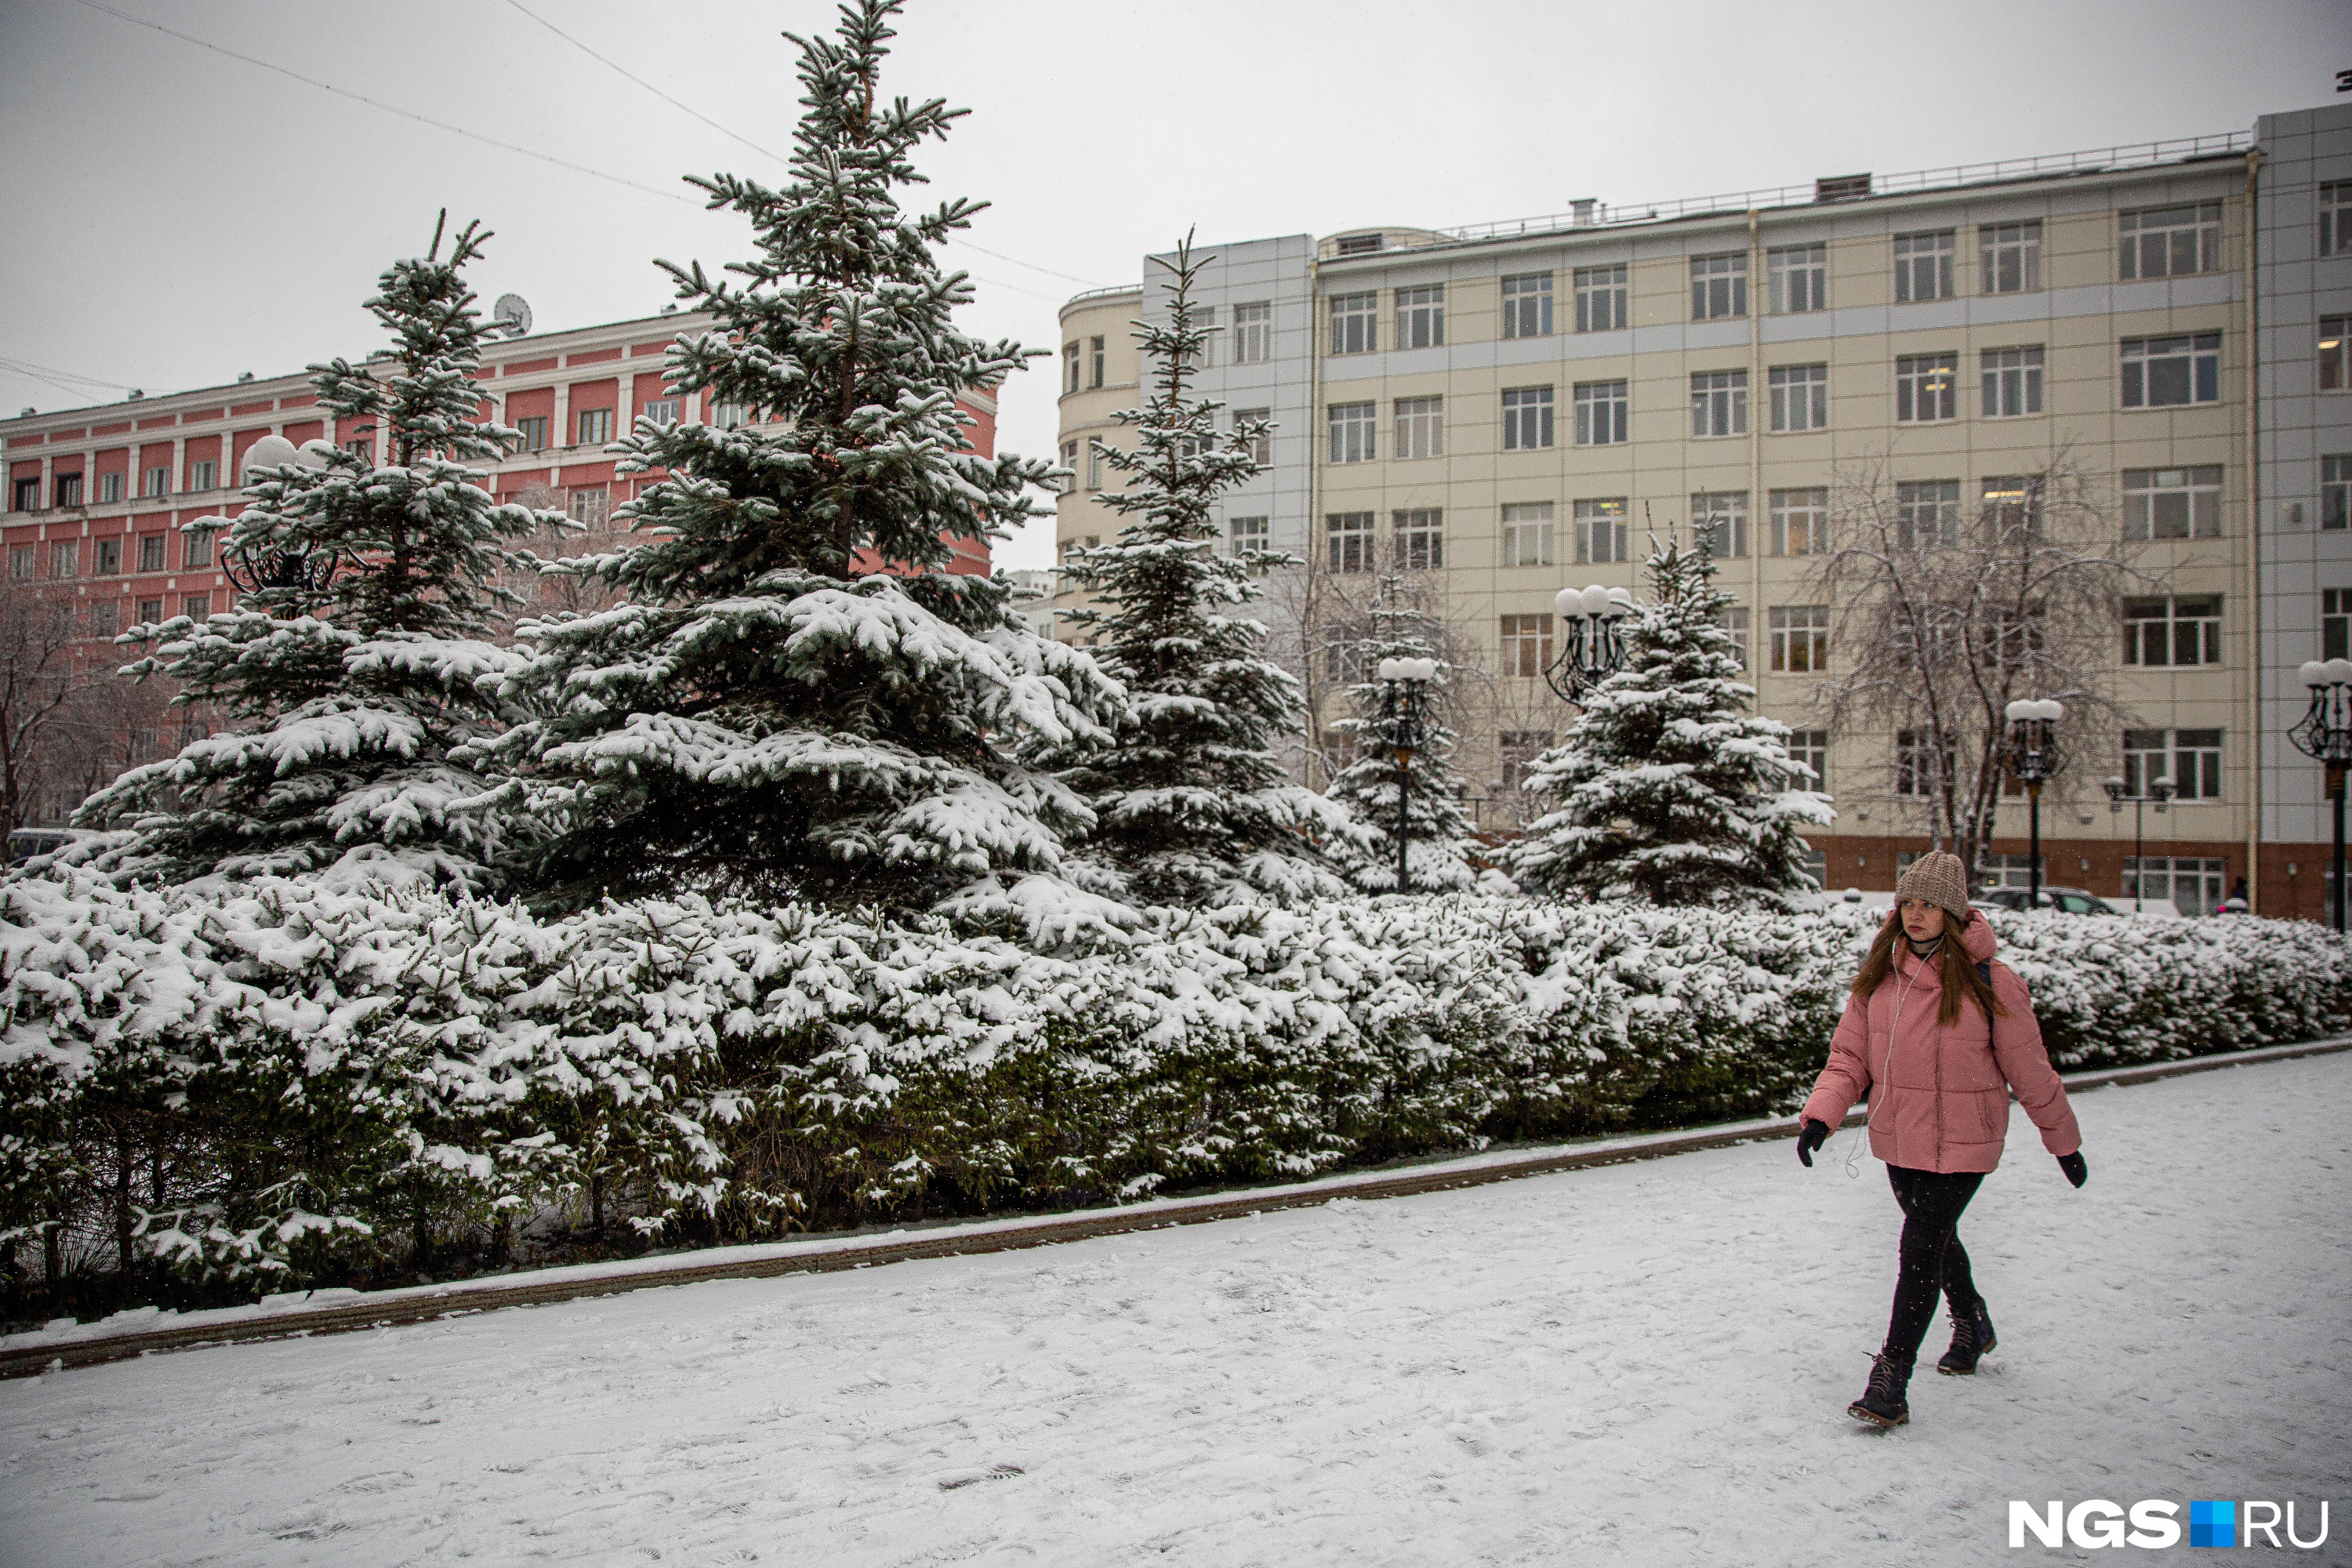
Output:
4 1054 2347 1567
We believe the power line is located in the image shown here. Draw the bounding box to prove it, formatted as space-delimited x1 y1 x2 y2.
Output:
71 0 697 205
499 0 785 165
0 354 144 392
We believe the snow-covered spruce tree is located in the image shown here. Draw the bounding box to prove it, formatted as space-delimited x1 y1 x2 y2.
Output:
1505 533 1832 906
75 216 551 889
474 0 1120 920
1053 237 1348 906
1323 576 1477 892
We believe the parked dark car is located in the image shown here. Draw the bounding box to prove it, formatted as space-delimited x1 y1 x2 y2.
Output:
1978 885 2118 915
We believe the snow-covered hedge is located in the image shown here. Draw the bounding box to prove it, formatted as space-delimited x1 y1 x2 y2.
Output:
4 872 2347 1306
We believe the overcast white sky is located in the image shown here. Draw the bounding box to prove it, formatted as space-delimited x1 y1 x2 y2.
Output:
2 0 2344 567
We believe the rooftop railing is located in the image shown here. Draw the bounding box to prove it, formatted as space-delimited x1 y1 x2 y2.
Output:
1436 131 2252 245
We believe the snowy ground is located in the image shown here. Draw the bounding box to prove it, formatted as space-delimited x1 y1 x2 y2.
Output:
3 1054 2347 1567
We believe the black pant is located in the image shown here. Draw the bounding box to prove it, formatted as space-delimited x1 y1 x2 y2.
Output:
1882 1164 1985 1362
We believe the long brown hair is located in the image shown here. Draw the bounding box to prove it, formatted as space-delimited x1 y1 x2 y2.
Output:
1849 908 2006 1026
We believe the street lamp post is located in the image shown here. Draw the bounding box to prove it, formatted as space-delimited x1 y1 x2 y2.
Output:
2003 699 2065 908
2100 772 2175 913
1542 583 1635 706
2288 659 2352 932
1376 656 1438 895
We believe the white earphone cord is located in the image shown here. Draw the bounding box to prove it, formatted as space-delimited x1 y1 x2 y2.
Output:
1845 957 1924 1180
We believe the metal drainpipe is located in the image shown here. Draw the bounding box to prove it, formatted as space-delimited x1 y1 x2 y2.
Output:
1748 208 1766 717
1306 242 1327 789
2245 146 2263 913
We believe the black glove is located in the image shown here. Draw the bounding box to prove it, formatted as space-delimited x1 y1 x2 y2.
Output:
1797 1119 1829 1167
2057 1150 2088 1189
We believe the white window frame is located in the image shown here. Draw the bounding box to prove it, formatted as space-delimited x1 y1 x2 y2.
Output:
49 540 77 579
1091 335 1107 387
2124 728 2223 801
183 525 214 568
1896 730 1956 798
2118 201 2221 279
2323 453 2352 531
97 470 124 503
1233 408 1272 468
1693 490 1748 559
1981 346 2045 417
1893 230 1956 302
1768 488 1828 557
143 465 169 499
1499 615 1553 680
1786 729 1828 792
2121 333 2221 408
1232 303 1272 365
1690 252 1748 320
1501 501 1555 568
1573 379 1628 446
2122 594 2222 667
1978 221 2042 293
2122 466 2223 539
138 533 166 572
1501 272 1554 339
568 486 610 527
1769 604 1831 673
575 407 614 446
1895 354 1958 423
2321 316 2349 393
1573 264 1627 332
1327 510 1374 572
1767 243 1827 314
1573 498 1628 564
1715 605 1751 670
186 459 216 492
515 416 549 452
1228 514 1269 558
1501 387 1555 451
1328 401 1377 463
1394 397 1443 460
1065 342 1081 394
1768 363 1827 432
1393 508 1443 570
642 397 681 428
1328 292 1378 355
1895 481 1960 550
1396 285 1444 350
1690 370 1748 437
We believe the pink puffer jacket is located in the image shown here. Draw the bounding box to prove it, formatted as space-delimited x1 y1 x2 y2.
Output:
1801 909 2081 1174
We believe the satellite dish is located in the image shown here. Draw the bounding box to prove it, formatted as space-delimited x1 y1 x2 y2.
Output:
492 294 533 339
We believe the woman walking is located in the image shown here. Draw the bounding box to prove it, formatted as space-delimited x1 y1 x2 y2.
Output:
1795 851 2088 1428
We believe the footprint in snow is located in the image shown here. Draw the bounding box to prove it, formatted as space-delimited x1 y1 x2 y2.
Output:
937 1462 1026 1490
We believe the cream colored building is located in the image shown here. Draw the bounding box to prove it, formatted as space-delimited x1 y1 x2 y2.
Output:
1058 111 2352 918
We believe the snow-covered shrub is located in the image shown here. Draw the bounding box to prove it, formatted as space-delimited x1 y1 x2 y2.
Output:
5 875 2347 1310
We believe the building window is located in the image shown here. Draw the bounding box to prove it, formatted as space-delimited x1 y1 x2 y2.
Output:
1981 475 2042 541
1394 508 1443 570
1501 387 1555 451
2123 594 2222 666
1767 243 1827 314
2118 201 2221 278
1573 380 1628 446
98 471 124 504
1229 515 1269 557
135 596 162 624
1894 480 1959 550
1979 221 2042 293
1893 230 1956 302
346 437 372 460
138 534 166 572
8 544 34 579
642 398 681 427
1769 363 1828 432
1327 510 1374 572
89 600 118 638
1065 342 1080 394
2325 587 2351 659
1690 252 1748 320
1574 264 1627 332
1059 439 1079 493
1394 397 1444 459
1501 501 1555 567
95 538 122 575
1499 729 1552 789
1895 354 1958 423
1328 292 1378 355
1896 730 1956 798
186 459 216 492
1232 304 1271 365
1328 401 1377 463
1396 285 1444 350
1981 346 2045 417
184 526 214 568
1693 491 1748 559
1787 729 1828 793
1087 441 1105 489
2124 855 2227 918
1690 370 1748 437
9 478 35 512
181 593 211 620
49 540 77 579
1715 605 1750 670
1769 604 1830 673
2125 728 2223 800
711 399 750 429
2321 316 2350 392
1185 307 1214 372
1090 335 1106 387
53 473 82 509
569 486 610 528
1767 488 1828 557
2122 333 2221 408
575 408 614 446
143 466 169 499
1501 272 1554 339
2122 466 2223 539
1573 498 1628 564
2322 182 2352 257
2324 454 2352 530
1500 615 1553 679
1234 408 1272 467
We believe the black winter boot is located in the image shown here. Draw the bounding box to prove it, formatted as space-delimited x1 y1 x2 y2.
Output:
1936 1302 1996 1376
1848 1352 1913 1428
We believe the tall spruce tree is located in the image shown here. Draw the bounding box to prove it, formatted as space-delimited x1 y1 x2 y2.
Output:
1054 236 1347 907
1505 534 1832 906
476 0 1121 914
1323 577 1478 892
76 216 551 887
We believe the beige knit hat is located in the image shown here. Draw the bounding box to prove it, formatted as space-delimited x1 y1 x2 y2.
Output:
1893 851 1972 921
